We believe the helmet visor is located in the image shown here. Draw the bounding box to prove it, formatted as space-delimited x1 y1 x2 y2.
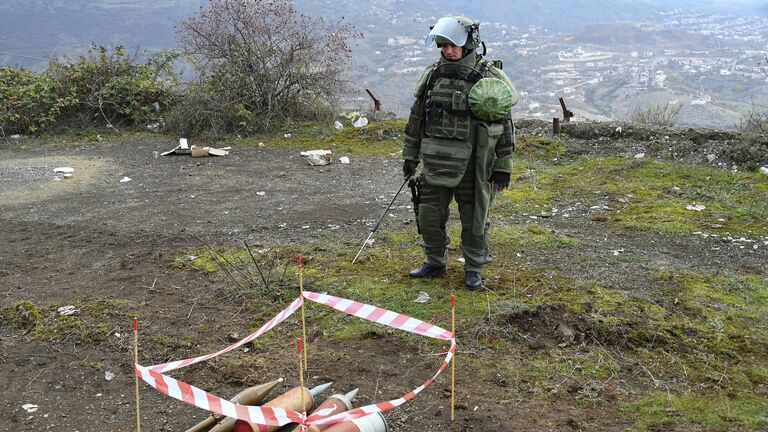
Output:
424 16 468 47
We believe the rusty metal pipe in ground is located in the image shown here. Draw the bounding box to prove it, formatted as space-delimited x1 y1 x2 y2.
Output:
290 388 359 432
233 382 333 432
185 378 283 432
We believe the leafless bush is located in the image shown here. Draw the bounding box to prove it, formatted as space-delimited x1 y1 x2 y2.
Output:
175 0 362 135
628 103 682 127
737 102 768 134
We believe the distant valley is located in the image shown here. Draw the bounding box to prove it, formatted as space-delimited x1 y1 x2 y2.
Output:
2 0 767 128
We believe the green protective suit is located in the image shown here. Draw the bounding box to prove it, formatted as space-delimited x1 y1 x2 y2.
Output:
403 51 518 271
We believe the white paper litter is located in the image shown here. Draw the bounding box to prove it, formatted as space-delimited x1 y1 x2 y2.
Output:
301 150 332 157
686 204 706 212
352 116 369 128
307 154 331 166
53 167 75 174
104 371 115 381
22 404 38 413
634 153 645 159
414 291 431 303
119 177 132 183
760 167 768 176
334 121 344 129
256 191 266 196
57 305 79 316
339 156 350 164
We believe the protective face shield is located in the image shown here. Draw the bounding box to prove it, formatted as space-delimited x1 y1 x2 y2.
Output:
425 16 480 50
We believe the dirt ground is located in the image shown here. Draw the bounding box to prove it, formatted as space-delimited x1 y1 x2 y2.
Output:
0 127 766 432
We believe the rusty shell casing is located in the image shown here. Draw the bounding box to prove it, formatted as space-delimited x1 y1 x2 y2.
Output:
234 386 314 432
291 393 355 432
186 379 282 432
321 412 388 432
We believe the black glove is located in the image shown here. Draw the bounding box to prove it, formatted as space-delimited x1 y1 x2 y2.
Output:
489 171 510 192
403 159 419 179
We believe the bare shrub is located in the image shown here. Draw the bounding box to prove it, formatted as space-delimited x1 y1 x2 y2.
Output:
175 0 362 135
628 103 682 127
736 102 768 134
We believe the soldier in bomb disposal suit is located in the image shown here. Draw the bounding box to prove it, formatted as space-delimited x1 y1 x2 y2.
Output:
402 15 518 290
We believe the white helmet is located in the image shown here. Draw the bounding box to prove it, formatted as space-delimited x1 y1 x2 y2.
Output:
424 16 481 49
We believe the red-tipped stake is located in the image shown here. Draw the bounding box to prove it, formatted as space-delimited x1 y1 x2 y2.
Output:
451 295 456 422
133 317 141 432
297 338 306 418
299 255 308 371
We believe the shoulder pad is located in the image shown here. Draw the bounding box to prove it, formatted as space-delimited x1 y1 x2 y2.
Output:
413 62 439 98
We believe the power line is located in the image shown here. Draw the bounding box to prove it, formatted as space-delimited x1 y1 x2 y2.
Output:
0 51 48 61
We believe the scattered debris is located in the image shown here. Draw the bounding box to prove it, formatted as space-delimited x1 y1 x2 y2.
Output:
10 134 22 139
104 371 115 381
258 142 265 147
284 133 292 138
339 156 350 164
302 150 333 166
334 121 344 129
57 305 79 316
414 291 431 303
707 154 717 162
761 166 768 176
162 138 191 156
21 404 38 413
301 150 332 157
686 204 706 212
307 154 331 166
634 153 645 159
353 116 369 128
256 191 266 196
53 167 74 174
119 177 132 183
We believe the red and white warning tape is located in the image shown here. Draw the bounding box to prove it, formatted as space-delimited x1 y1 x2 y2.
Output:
135 291 456 428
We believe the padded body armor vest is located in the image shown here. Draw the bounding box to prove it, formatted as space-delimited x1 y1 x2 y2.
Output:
421 60 494 188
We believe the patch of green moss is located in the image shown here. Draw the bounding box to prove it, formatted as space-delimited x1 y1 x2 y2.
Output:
515 135 566 161
556 158 768 236
3 299 140 344
661 272 768 357
490 223 579 249
233 119 406 157
10 300 46 329
626 392 768 430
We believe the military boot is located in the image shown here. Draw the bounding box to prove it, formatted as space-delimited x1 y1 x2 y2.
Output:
409 262 446 278
465 271 482 290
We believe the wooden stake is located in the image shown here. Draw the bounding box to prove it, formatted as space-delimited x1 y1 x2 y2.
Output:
133 317 141 432
297 339 306 414
451 294 456 422
299 255 308 371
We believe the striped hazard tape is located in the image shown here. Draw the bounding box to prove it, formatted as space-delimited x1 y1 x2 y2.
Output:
135 291 457 428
